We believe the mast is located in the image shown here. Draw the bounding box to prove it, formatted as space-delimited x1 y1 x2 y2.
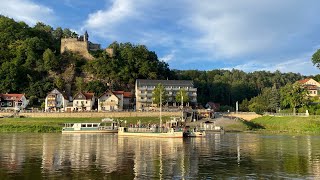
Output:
160 88 162 131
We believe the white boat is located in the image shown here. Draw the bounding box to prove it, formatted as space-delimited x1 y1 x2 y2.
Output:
118 127 184 138
62 121 118 134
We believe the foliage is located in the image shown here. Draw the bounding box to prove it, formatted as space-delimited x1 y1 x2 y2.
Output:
312 49 320 68
152 83 167 106
175 88 189 105
280 82 308 114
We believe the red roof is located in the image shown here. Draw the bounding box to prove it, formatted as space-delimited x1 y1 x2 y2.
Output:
0 94 25 101
112 91 132 98
298 78 311 84
83 92 94 100
123 92 132 98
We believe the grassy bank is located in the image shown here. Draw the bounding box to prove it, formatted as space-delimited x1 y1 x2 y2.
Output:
0 116 171 133
250 116 320 133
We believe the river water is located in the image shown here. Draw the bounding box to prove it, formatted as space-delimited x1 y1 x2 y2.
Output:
1 132 320 179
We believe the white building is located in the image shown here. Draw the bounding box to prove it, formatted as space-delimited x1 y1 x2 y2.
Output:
0 93 29 111
73 92 95 111
45 89 69 112
135 79 197 110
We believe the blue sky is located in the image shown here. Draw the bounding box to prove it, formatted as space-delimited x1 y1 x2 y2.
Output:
1 0 320 75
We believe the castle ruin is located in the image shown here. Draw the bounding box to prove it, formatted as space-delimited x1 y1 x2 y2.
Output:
60 31 101 60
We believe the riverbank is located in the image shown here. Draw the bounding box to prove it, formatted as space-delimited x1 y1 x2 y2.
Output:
0 117 172 133
250 116 320 133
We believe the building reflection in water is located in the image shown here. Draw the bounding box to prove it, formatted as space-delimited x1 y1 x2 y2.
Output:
1 133 320 178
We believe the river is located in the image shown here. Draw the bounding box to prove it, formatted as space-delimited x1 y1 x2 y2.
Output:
0 132 320 179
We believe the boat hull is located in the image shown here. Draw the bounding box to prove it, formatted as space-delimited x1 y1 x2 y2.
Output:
62 130 118 134
118 127 183 138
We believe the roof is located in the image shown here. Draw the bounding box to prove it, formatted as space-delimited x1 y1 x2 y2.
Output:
0 94 25 101
83 92 94 100
74 92 94 100
98 90 119 99
123 92 132 98
112 91 132 98
298 78 311 84
136 79 194 87
47 88 68 100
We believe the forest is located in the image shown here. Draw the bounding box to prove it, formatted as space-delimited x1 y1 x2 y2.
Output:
1 15 319 113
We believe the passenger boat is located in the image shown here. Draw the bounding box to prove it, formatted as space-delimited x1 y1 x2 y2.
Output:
118 127 184 138
62 119 118 134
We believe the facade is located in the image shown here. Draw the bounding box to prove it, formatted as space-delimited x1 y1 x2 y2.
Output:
0 94 29 110
73 92 95 111
135 79 197 110
298 78 320 97
45 89 69 112
98 91 121 111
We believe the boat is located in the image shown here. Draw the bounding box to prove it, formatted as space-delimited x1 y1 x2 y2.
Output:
118 127 184 138
183 126 206 137
183 130 206 137
62 119 118 134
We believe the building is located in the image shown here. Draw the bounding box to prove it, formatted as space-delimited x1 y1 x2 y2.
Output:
298 78 320 97
97 90 132 111
73 92 95 111
135 79 197 110
0 93 29 111
45 89 69 112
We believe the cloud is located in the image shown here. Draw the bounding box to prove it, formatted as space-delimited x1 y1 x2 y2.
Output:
81 0 320 75
0 0 55 25
225 52 319 75
186 0 319 58
159 50 176 62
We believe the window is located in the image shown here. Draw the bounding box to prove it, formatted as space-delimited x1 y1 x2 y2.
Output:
87 124 92 127
86 101 88 104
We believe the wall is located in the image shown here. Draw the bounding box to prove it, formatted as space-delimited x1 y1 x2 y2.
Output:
60 38 94 60
0 111 181 118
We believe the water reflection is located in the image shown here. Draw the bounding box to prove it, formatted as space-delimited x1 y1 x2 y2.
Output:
1 133 320 179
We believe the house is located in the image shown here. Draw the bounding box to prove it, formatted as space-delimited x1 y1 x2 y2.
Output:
205 102 220 111
0 93 29 111
135 79 197 110
73 92 95 111
98 91 122 111
298 78 320 97
123 91 134 109
45 89 69 112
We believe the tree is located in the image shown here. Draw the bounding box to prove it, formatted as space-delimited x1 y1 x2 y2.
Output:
43 48 58 71
152 83 167 106
268 84 280 112
312 49 320 68
175 88 189 106
280 82 308 114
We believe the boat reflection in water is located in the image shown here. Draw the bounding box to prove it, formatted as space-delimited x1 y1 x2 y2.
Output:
1 133 320 179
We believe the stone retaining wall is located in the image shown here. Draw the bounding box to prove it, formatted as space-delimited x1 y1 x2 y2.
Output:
0 111 181 118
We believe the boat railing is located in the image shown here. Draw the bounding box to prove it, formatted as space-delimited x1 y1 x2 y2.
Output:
99 126 117 130
125 127 184 133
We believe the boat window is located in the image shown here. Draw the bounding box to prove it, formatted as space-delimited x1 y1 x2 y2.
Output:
87 124 92 127
93 124 98 127
81 124 86 127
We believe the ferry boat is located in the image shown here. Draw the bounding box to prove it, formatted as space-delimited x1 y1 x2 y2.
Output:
62 119 118 134
118 127 184 138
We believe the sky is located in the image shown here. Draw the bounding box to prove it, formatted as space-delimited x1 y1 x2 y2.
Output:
1 0 320 75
